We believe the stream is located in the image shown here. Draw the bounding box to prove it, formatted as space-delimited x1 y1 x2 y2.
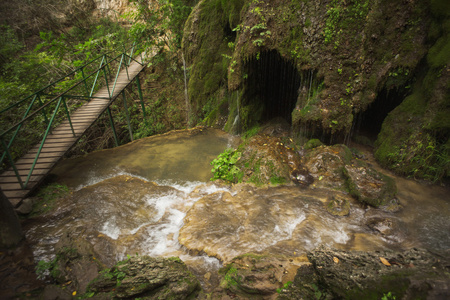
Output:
24 128 450 289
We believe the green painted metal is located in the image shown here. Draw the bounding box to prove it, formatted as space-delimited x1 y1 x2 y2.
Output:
62 97 76 137
0 94 38 167
107 107 119 147
25 96 63 188
135 76 147 123
90 55 106 97
111 54 125 97
122 90 134 142
37 94 50 126
1 44 146 191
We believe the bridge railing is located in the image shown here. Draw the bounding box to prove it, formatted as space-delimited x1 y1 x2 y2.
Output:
0 43 147 189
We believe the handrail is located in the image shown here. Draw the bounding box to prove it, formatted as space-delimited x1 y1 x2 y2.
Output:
0 44 144 115
1 49 143 138
0 43 146 188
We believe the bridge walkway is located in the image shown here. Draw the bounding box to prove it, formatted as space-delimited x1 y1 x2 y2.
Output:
0 58 145 207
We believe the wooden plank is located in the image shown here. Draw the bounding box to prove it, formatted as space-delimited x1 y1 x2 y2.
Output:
22 152 65 159
1 181 38 191
15 157 59 164
0 175 40 183
1 169 48 177
14 162 54 170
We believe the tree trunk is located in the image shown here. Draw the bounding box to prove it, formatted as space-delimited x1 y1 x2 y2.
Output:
0 188 24 249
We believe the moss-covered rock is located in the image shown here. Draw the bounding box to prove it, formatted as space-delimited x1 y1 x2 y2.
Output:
303 144 353 191
343 159 397 208
234 135 308 186
326 193 351 217
212 253 296 299
88 255 201 299
184 0 448 181
302 246 450 300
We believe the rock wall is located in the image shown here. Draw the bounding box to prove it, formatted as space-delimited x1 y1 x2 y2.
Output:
182 0 449 180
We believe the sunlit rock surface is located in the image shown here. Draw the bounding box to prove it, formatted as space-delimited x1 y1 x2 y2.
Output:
179 184 372 263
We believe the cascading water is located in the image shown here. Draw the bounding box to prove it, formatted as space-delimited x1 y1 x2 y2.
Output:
24 128 450 291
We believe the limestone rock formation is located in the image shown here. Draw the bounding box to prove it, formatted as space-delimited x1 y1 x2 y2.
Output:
88 256 201 299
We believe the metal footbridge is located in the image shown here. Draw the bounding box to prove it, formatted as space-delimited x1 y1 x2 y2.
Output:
0 46 148 207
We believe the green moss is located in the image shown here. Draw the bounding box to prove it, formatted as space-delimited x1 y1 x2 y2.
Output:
304 139 323 150
427 33 450 69
30 183 70 217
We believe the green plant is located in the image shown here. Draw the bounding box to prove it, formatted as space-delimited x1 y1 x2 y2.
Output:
381 292 396 300
210 148 243 183
242 125 260 139
30 183 70 216
35 258 58 280
222 266 241 288
276 281 292 293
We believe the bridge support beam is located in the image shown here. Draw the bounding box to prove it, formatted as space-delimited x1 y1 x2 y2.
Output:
107 107 119 147
135 76 147 124
122 91 134 142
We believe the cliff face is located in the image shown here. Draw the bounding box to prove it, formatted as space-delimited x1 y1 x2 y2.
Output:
182 0 449 181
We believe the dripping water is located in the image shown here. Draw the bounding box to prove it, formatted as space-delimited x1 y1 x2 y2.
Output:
182 52 190 127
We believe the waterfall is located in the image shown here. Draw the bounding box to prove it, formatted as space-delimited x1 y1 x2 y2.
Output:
232 91 240 134
182 52 190 128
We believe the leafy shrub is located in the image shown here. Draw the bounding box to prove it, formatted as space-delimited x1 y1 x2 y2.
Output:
210 148 243 183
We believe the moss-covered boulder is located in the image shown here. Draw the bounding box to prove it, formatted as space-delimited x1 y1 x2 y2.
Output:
301 246 450 300
212 253 298 299
231 134 311 186
183 0 448 181
326 193 351 217
303 144 353 191
88 256 201 299
343 159 397 208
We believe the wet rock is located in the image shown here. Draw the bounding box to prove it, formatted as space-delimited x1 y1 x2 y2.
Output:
290 168 314 186
211 254 299 299
304 138 324 150
367 217 396 236
40 285 72 300
236 135 315 186
303 246 450 299
15 197 35 215
326 193 351 216
50 228 116 295
0 241 44 298
379 197 402 213
88 256 201 299
343 159 397 207
179 184 357 262
304 144 353 190
276 263 328 300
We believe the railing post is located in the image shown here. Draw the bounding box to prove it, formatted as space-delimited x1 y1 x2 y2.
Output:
103 67 111 98
111 54 124 97
105 54 112 77
128 43 135 66
62 97 76 137
25 97 63 188
106 107 119 147
123 54 130 80
37 93 50 128
135 76 147 124
81 67 90 99
90 55 105 97
0 137 24 189
122 90 133 142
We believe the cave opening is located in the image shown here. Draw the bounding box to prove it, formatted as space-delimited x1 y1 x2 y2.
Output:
352 86 411 143
243 50 301 124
